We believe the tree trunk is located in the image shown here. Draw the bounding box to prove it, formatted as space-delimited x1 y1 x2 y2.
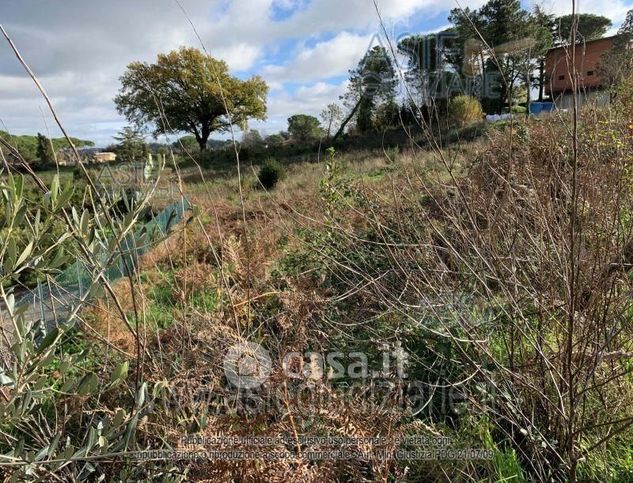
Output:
525 72 531 119
197 125 211 151
538 58 545 102
333 100 362 142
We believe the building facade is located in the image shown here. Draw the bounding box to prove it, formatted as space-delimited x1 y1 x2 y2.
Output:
545 36 615 109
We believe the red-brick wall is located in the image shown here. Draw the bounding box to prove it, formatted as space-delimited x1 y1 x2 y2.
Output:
545 37 614 95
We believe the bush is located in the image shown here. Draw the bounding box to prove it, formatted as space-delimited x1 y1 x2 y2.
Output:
384 146 400 164
449 95 484 127
256 158 286 189
72 166 85 181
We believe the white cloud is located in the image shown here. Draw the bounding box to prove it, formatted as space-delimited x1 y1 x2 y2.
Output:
249 80 349 135
214 43 263 71
533 0 631 23
0 0 628 145
262 32 373 84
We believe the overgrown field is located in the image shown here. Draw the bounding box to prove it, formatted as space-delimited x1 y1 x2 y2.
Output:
3 93 633 481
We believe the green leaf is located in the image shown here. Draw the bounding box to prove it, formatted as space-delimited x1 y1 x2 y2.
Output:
57 184 75 207
110 361 129 386
5 293 14 314
135 382 147 408
47 433 61 459
80 210 90 236
13 175 23 200
77 372 98 396
60 378 76 393
4 238 16 272
37 327 60 355
50 174 60 207
15 240 34 268
0 371 14 386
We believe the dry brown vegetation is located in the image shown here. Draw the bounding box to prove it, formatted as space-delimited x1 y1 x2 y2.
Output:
2 39 633 479
52 96 629 480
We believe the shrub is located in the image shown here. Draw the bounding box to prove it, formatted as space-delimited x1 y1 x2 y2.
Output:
72 166 84 181
384 145 400 164
448 95 484 127
194 149 216 169
256 158 286 189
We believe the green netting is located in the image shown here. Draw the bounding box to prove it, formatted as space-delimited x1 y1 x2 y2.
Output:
18 197 191 334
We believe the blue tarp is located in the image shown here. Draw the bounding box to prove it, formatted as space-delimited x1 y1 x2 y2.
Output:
529 102 556 115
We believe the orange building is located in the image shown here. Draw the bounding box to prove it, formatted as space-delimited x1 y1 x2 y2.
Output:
545 36 615 109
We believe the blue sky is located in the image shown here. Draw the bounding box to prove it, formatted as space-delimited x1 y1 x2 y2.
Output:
0 0 631 147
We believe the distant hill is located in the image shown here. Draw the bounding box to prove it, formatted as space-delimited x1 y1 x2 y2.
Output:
0 130 94 162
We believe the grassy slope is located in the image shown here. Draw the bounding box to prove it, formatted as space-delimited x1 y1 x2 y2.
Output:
0 130 94 161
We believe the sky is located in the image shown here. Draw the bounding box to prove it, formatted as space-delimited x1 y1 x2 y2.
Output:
0 0 631 147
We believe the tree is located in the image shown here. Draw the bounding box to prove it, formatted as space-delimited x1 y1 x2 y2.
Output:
113 126 148 162
115 47 268 152
448 0 532 112
265 133 285 147
36 133 55 167
375 99 401 131
398 30 458 106
340 46 397 136
287 115 323 143
241 129 265 150
599 9 633 93
173 135 200 152
445 7 486 75
554 14 612 45
320 104 343 139
530 6 555 101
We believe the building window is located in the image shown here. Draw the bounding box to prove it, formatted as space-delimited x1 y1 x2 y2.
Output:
587 70 594 76
558 75 565 80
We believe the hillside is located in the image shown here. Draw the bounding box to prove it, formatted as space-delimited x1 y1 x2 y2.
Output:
0 130 94 161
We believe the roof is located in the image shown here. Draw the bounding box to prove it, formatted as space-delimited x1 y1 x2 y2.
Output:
546 35 618 55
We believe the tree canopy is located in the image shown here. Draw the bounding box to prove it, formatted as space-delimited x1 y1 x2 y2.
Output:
115 47 268 151
342 46 397 135
241 129 265 150
265 133 285 147
113 126 148 162
448 0 533 112
0 131 93 163
287 114 323 143
554 14 612 45
397 0 608 112
599 9 633 91
320 104 343 139
36 133 55 167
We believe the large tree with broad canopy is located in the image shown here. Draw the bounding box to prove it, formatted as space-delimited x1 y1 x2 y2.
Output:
115 47 268 151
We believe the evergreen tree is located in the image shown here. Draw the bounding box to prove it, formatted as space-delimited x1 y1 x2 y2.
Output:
449 0 532 112
554 14 612 45
530 6 555 102
35 133 55 167
241 129 265 150
342 46 397 134
287 115 323 143
114 126 148 162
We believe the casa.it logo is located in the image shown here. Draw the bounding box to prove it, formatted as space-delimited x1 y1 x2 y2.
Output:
223 342 272 389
